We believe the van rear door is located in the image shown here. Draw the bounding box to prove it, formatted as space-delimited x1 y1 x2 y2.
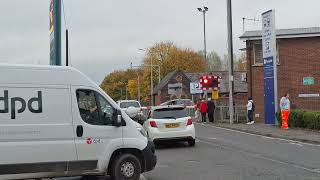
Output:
0 85 77 174
72 87 123 170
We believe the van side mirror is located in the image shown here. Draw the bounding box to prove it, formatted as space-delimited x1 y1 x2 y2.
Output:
113 109 122 127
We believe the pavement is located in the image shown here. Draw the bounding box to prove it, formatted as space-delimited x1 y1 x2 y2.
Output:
209 121 320 145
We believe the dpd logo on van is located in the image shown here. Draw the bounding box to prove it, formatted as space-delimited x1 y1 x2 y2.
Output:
0 90 43 119
86 137 102 144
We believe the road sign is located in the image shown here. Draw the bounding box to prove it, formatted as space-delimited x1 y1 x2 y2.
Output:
262 9 277 125
212 90 219 100
303 77 314 85
190 82 203 94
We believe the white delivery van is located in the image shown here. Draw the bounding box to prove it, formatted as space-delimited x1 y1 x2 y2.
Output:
0 64 156 180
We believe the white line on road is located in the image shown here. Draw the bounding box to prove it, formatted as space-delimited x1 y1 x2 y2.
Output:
289 142 304 147
140 174 148 180
199 138 320 175
208 137 217 140
195 122 320 147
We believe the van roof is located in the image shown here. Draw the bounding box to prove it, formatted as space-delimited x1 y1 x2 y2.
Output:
0 64 96 86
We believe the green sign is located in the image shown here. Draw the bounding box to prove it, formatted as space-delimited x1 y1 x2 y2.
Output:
303 77 314 85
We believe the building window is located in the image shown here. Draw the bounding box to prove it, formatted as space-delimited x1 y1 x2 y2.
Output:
253 43 280 65
253 43 263 64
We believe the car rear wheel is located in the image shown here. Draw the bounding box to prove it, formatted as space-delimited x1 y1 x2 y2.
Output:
188 139 195 147
111 153 141 180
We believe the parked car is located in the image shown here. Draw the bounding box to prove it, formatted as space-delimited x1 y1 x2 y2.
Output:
117 100 146 125
0 64 156 180
160 99 194 107
143 105 196 146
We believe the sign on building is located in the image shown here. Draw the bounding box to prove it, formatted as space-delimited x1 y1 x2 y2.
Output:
303 77 314 85
262 9 278 125
190 82 203 94
168 83 183 95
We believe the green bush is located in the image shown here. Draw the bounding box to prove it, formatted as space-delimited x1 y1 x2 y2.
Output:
277 109 320 130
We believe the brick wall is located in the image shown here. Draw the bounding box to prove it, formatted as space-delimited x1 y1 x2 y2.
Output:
247 37 320 121
154 72 191 105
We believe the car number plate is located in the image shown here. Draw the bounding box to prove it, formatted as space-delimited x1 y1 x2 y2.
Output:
165 123 180 128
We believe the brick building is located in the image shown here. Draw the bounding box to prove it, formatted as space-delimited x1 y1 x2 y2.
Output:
152 70 248 106
240 27 320 121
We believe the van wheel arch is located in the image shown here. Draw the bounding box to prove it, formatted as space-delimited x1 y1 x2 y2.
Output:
107 148 145 175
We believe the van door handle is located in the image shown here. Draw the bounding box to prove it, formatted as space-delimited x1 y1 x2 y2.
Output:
76 125 83 137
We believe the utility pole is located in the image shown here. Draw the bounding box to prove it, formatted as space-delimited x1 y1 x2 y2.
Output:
66 29 69 66
197 6 209 72
150 58 154 106
227 0 234 124
126 87 128 100
138 48 161 106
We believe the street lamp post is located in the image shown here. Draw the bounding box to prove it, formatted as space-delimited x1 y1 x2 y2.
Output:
130 62 141 102
197 6 208 72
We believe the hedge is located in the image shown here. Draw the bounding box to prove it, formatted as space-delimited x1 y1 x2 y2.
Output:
276 109 320 130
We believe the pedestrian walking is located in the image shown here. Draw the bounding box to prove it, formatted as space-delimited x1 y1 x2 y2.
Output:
207 98 215 123
280 93 290 129
199 99 208 123
194 99 200 120
246 97 255 124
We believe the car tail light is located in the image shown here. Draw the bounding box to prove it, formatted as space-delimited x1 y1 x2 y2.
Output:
150 121 157 128
187 118 193 126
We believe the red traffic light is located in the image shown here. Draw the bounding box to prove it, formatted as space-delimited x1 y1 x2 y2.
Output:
203 79 208 84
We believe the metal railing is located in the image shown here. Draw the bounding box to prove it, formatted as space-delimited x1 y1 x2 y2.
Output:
141 105 247 123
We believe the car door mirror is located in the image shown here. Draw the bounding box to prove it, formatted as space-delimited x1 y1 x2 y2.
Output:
113 109 122 127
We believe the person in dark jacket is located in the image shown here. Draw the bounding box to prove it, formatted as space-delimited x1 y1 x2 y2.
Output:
207 98 215 123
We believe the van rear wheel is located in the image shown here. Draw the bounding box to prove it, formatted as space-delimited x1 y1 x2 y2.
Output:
111 153 141 180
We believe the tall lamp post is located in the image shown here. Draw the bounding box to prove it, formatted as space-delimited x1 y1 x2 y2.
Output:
130 62 141 102
197 6 208 72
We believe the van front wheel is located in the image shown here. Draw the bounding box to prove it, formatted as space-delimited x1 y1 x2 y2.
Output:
111 153 141 180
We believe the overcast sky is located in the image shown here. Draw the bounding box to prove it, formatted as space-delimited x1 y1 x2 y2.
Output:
0 0 320 84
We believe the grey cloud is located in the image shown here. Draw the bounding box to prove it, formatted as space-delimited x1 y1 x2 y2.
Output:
1 0 320 83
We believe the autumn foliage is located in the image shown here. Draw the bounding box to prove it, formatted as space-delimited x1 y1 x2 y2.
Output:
100 42 205 104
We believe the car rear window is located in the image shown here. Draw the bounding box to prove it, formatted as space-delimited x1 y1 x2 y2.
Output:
120 102 140 108
153 107 188 119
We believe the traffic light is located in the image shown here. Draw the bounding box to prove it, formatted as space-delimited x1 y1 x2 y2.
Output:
200 75 209 90
200 75 221 90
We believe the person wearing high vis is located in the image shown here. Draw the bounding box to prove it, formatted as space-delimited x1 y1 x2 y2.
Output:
280 93 290 129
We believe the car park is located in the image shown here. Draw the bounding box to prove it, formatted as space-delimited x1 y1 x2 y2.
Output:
143 105 196 146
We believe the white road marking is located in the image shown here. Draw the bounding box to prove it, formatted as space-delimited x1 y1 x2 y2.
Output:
208 137 217 140
199 139 320 175
289 142 303 147
140 174 148 180
195 122 320 147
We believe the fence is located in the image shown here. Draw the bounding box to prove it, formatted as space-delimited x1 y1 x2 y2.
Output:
141 105 247 123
